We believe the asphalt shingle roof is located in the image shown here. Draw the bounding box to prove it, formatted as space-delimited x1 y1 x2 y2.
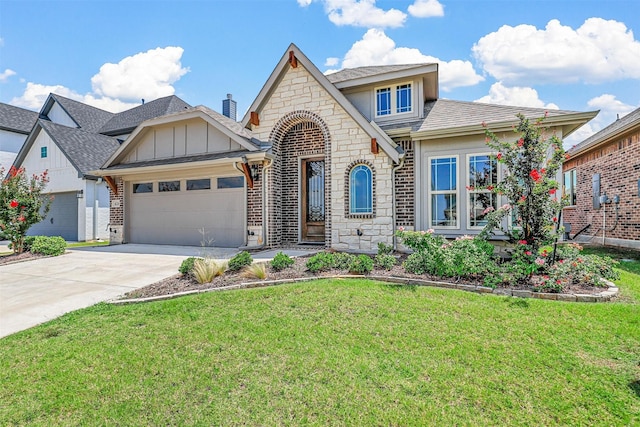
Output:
0 103 39 134
326 64 433 84
569 107 640 154
413 99 583 133
39 120 120 175
195 105 254 140
49 94 115 133
102 149 253 171
99 95 191 135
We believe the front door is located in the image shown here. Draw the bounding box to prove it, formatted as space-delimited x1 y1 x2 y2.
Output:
301 158 325 243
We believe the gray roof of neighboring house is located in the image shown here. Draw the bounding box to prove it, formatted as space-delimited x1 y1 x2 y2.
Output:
47 94 115 133
413 99 583 133
39 119 121 176
569 107 640 155
0 102 39 134
326 64 433 84
99 95 191 136
102 149 254 171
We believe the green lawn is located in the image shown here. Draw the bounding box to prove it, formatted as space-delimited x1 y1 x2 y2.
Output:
1 252 638 426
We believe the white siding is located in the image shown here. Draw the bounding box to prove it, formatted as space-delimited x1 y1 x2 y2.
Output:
0 129 28 170
47 102 77 127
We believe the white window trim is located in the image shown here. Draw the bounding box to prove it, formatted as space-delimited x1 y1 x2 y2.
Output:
466 153 499 230
563 169 577 207
427 154 460 230
374 81 414 119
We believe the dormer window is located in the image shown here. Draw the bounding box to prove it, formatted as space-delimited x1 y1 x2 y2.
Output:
375 82 412 117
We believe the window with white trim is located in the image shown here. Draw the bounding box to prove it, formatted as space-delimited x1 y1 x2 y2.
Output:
563 169 577 206
349 164 373 214
429 156 458 228
467 154 498 228
375 82 412 117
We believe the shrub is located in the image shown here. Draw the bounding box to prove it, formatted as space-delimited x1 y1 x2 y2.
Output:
375 253 397 271
29 236 66 256
548 254 619 288
242 263 268 280
179 257 197 275
270 252 294 271
306 252 335 273
333 252 355 270
377 242 394 255
349 254 374 274
192 258 226 284
228 251 253 272
403 251 429 275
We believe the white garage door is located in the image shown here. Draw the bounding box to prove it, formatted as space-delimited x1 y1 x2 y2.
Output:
28 191 78 241
127 177 245 247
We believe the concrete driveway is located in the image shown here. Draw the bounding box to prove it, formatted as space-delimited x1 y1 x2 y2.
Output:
0 244 238 338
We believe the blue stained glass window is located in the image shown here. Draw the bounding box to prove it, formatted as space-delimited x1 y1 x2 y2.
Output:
350 165 373 214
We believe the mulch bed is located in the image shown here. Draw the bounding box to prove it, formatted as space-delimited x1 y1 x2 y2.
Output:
0 251 47 265
121 254 606 300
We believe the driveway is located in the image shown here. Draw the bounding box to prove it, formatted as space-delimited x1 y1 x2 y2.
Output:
0 244 239 338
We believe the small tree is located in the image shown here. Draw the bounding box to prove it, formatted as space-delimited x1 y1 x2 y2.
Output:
479 113 565 253
0 166 51 253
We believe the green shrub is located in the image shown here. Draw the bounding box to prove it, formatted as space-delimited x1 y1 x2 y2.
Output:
270 252 294 271
333 252 355 270
306 252 335 273
349 254 374 274
403 252 428 275
29 236 66 256
228 251 253 272
8 235 36 252
375 253 397 271
377 242 394 255
179 257 197 275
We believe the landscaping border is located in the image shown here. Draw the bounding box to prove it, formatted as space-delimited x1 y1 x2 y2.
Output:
110 275 619 305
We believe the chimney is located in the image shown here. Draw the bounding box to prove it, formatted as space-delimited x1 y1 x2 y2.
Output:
222 93 237 121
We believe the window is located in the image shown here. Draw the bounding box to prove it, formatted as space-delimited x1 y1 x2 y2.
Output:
349 164 373 214
217 176 244 189
186 178 211 190
159 180 180 192
564 169 577 206
429 156 458 227
133 183 153 193
40 147 47 158
468 155 498 228
375 82 412 117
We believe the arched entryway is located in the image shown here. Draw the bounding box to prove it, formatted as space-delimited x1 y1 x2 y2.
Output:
268 111 331 246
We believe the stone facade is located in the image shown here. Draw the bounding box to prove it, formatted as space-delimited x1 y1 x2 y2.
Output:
250 63 396 252
563 127 640 246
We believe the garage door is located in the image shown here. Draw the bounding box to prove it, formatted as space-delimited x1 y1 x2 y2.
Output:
28 191 78 241
127 177 245 247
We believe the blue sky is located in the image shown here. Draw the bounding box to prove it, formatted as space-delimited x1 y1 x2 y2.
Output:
1 0 639 147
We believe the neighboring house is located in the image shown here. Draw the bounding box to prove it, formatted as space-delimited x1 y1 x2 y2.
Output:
563 107 640 249
97 44 597 251
12 94 191 241
0 103 39 171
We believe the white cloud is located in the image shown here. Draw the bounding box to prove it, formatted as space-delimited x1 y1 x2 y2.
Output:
408 0 444 18
475 82 559 109
325 57 339 67
473 18 640 85
563 94 638 148
308 0 407 28
91 46 189 101
0 69 16 83
337 29 483 91
9 46 187 113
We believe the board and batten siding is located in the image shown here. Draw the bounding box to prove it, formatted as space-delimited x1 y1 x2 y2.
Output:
122 119 244 164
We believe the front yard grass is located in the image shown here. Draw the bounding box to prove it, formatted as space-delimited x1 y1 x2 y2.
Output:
1 270 638 426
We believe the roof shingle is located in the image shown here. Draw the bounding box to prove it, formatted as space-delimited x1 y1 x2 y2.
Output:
99 95 191 135
326 64 433 84
0 103 39 134
48 94 115 133
569 107 640 154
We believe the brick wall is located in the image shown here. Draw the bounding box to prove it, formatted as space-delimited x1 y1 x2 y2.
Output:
247 165 262 227
395 140 415 227
563 127 640 244
108 177 125 244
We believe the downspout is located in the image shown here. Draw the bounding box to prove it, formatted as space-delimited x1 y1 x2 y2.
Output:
233 160 250 248
391 155 406 251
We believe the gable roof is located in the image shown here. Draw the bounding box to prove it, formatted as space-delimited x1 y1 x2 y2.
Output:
41 94 115 133
98 95 191 136
14 119 120 178
569 107 640 156
326 64 437 88
102 105 259 169
241 43 402 163
0 103 39 134
403 99 598 140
